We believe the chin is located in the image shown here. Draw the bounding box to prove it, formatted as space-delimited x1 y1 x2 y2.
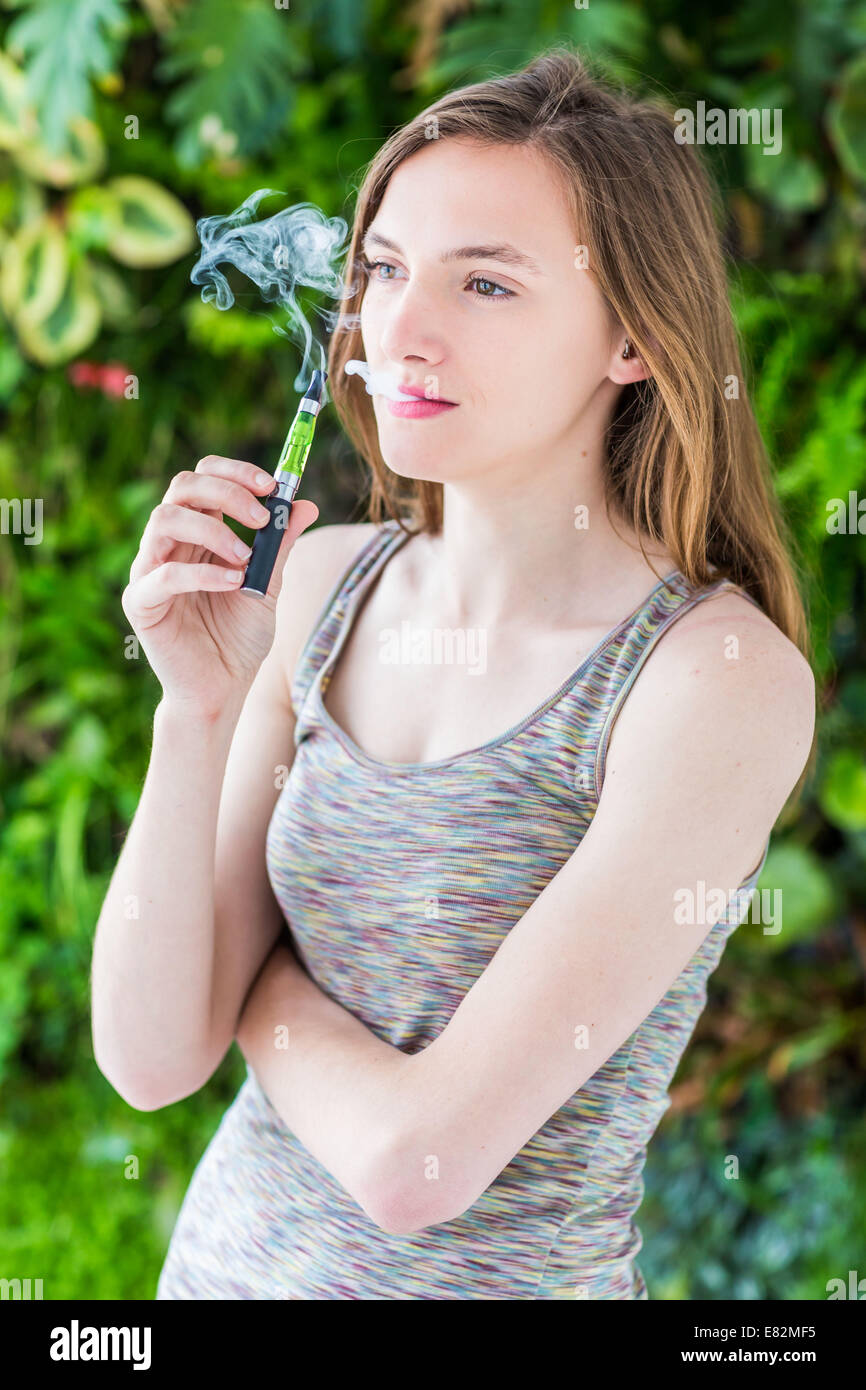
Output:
381 447 475 485
382 458 457 485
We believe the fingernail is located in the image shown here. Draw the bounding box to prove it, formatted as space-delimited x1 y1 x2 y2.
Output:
233 538 253 559
255 472 272 488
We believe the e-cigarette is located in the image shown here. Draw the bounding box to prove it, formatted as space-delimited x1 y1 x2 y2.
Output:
240 368 328 597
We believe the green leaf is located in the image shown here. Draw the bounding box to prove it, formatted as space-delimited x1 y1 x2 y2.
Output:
0 47 32 150
744 143 826 213
85 257 134 327
0 214 68 324
100 176 195 268
0 330 27 405
14 255 102 365
66 185 121 254
819 749 866 832
156 0 300 167
826 51 866 183
314 0 366 62
12 113 105 188
768 1011 866 1080
420 0 649 92
6 0 130 157
562 0 650 67
744 842 837 948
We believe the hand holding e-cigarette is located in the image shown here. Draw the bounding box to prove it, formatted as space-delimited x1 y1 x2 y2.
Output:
121 455 319 720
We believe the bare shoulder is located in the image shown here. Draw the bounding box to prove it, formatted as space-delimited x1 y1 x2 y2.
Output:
273 521 382 692
283 520 381 594
608 586 816 789
661 588 814 705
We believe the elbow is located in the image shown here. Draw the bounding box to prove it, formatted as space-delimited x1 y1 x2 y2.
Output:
360 1131 469 1236
91 1002 230 1111
93 1039 221 1113
94 1058 170 1112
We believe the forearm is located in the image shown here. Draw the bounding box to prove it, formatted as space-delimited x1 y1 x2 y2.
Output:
235 945 414 1222
91 695 245 1106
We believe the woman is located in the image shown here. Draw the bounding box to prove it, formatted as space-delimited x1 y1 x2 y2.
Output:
92 45 816 1300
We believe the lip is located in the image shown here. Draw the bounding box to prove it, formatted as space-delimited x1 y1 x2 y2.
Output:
385 397 458 418
398 383 455 401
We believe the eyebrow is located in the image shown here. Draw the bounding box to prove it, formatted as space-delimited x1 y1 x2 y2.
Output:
361 229 544 276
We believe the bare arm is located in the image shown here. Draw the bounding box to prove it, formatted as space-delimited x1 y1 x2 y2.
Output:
91 519 377 1110
90 692 250 1110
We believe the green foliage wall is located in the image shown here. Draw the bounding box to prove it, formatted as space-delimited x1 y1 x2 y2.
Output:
1 0 864 1300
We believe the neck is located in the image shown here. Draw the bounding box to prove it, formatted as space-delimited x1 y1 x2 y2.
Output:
419 452 675 631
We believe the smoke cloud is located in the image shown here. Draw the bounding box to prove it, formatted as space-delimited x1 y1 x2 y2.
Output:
190 187 352 394
190 188 416 404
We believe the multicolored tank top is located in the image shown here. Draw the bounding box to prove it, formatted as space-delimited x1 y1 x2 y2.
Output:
156 519 771 1300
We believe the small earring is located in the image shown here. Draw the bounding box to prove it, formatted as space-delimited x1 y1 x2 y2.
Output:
622 338 632 359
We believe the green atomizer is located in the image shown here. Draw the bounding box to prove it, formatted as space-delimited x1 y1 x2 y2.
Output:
240 368 327 597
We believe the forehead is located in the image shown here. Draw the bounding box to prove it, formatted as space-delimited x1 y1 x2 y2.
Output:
370 138 575 262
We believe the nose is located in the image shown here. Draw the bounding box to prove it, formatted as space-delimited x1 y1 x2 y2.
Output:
373 273 447 367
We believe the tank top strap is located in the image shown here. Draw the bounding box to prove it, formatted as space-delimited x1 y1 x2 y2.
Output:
581 570 767 805
290 519 409 726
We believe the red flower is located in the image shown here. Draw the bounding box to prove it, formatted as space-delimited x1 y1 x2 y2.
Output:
67 360 131 397
68 361 101 388
99 364 130 398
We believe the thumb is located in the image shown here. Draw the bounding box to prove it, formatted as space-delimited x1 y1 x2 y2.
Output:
284 498 320 540
266 498 320 600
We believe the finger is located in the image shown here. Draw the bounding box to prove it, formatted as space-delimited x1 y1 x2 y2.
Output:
131 501 253 583
190 457 278 528
192 455 280 512
164 469 274 530
192 457 276 534
193 454 279 496
123 560 245 627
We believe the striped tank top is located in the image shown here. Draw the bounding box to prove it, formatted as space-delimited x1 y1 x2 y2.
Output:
156 518 770 1301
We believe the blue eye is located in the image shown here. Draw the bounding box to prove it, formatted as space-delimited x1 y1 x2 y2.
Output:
360 257 515 303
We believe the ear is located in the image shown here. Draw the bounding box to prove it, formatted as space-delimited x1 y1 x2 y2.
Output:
608 335 652 386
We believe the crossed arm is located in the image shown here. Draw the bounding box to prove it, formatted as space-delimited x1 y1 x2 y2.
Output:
236 605 815 1236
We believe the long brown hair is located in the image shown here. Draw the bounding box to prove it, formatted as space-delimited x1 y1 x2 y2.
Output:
327 42 815 790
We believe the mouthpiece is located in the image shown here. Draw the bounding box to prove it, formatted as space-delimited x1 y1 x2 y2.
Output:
302 369 328 408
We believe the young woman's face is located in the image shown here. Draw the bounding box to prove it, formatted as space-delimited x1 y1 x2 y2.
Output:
359 137 625 487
